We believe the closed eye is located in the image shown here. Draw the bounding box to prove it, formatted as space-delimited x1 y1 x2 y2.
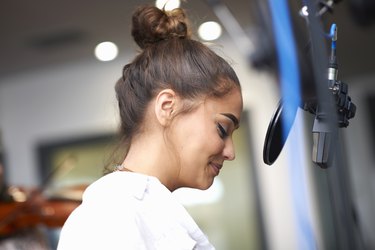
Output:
217 123 228 139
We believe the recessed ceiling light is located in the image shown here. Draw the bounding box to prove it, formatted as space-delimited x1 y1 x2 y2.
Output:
155 0 181 11
94 41 118 62
198 21 222 41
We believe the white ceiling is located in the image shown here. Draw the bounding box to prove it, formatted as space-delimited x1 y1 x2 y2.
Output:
0 0 374 82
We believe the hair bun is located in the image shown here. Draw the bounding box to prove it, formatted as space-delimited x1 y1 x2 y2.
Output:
131 5 191 49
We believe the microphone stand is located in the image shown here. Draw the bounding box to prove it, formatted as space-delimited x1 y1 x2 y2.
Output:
303 1 362 248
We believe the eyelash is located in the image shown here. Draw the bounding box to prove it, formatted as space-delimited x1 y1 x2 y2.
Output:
217 123 228 139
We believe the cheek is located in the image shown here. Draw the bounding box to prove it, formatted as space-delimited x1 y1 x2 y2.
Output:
172 114 224 162
184 127 224 159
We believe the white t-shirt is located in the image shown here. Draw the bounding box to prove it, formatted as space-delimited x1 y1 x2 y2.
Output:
57 171 215 250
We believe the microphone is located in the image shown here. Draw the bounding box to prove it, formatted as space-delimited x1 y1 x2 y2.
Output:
312 106 333 168
312 24 356 168
311 23 338 169
263 23 356 167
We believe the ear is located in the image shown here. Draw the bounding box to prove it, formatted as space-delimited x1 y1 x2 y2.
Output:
154 89 178 126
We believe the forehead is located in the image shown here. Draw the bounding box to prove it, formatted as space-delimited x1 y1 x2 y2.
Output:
204 89 243 120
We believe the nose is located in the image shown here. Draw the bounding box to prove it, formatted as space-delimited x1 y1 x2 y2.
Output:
223 139 235 161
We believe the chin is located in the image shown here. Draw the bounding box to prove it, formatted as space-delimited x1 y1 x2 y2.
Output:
195 179 214 190
182 175 215 190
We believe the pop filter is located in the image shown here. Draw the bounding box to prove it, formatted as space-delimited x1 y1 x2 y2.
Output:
263 100 298 165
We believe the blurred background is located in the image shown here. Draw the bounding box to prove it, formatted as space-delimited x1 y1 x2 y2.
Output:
0 0 374 249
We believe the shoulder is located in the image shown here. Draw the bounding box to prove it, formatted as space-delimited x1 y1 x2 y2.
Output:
82 171 158 204
58 172 148 249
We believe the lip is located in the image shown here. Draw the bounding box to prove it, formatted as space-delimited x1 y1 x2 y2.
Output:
210 162 223 176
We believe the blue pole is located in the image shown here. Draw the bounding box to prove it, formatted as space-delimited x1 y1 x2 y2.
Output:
267 0 316 249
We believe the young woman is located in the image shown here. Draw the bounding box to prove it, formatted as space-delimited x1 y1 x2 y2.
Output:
58 5 243 250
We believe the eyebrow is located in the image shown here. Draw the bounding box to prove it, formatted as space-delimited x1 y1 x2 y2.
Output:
221 113 240 129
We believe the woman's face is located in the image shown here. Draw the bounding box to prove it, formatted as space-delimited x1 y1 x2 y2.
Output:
169 87 243 190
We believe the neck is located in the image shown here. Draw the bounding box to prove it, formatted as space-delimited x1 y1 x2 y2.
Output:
120 134 180 191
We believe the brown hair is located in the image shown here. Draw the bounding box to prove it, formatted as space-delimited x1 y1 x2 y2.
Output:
109 5 241 169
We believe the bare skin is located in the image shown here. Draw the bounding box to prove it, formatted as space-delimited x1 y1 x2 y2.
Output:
120 87 243 191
